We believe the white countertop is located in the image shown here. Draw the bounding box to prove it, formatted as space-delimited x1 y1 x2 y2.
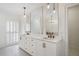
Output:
21 34 61 43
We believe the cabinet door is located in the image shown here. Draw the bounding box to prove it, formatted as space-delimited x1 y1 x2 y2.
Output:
25 37 31 53
24 37 28 50
30 39 37 55
19 36 26 49
19 38 23 48
35 39 44 56
45 42 56 56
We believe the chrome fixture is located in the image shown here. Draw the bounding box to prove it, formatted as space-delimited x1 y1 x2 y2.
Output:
49 3 56 24
23 7 26 18
53 3 56 13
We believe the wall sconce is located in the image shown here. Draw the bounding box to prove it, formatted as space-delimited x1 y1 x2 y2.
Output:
53 3 56 14
47 3 50 9
23 7 26 18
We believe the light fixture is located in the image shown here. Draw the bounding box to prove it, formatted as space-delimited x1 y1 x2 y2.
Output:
23 7 26 18
49 15 57 24
53 3 56 14
47 3 50 9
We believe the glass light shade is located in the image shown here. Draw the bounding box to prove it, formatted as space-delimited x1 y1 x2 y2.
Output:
53 10 56 14
47 5 50 9
24 15 26 18
49 20 58 24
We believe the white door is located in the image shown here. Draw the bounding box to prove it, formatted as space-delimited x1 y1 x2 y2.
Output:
68 4 79 56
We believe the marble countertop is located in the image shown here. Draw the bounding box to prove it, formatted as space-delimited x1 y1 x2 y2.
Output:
21 34 61 43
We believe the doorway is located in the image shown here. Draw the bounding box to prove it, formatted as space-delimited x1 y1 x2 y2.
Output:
67 4 79 56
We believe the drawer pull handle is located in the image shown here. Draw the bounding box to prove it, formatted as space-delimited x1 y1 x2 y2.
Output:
20 37 21 40
32 40 33 41
43 43 46 48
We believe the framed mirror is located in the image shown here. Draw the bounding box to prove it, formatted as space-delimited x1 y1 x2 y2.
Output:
31 7 43 34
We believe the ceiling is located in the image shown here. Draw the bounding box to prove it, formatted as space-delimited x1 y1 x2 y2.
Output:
0 3 45 16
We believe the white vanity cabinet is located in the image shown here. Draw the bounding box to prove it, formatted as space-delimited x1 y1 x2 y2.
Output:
19 35 31 53
28 38 44 56
24 37 31 53
19 35 62 56
35 39 45 56
32 39 59 56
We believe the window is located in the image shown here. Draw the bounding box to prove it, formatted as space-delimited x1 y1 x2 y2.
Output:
6 21 19 45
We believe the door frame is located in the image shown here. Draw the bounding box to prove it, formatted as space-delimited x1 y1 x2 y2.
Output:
65 3 79 56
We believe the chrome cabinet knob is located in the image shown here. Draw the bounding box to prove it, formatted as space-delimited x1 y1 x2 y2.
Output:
32 45 34 46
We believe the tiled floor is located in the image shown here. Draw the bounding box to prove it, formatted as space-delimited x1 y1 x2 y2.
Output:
0 45 30 56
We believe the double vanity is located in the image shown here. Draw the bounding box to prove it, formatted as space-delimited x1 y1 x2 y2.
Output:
19 34 63 56
19 4 63 56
